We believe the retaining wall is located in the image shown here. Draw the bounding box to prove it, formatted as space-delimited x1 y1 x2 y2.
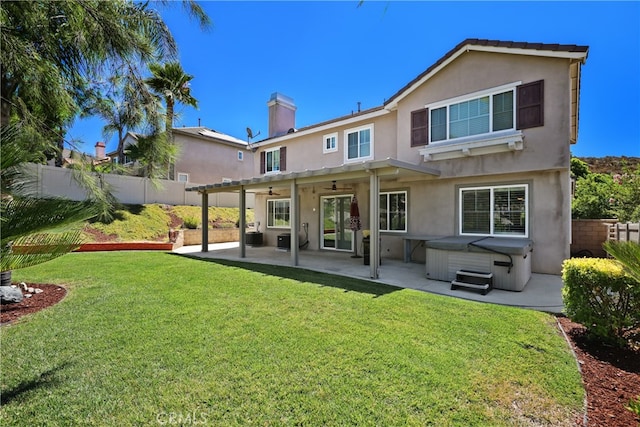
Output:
182 228 240 246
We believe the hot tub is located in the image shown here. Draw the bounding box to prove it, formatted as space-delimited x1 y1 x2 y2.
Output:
425 236 533 291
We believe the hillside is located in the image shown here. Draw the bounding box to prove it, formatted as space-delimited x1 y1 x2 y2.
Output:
577 156 640 175
83 204 253 242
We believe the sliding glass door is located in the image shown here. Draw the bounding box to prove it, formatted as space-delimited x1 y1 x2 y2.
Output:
321 195 353 251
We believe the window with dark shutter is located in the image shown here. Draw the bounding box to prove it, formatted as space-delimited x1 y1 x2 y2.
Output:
517 80 544 129
279 146 286 171
411 108 428 146
260 151 265 174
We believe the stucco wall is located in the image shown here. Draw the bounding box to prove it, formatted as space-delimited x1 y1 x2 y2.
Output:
396 52 573 176
253 168 569 275
174 134 254 184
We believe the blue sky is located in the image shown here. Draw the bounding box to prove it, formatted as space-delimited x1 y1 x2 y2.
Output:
69 1 640 158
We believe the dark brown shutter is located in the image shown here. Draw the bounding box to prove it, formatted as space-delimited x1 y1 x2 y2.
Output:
411 108 429 146
517 80 544 129
260 151 265 174
279 146 286 171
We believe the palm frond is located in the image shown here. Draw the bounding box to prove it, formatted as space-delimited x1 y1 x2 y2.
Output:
1 230 86 272
604 241 640 283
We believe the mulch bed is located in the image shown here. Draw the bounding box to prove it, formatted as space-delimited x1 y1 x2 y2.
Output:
557 316 640 427
2 285 639 425
0 284 67 325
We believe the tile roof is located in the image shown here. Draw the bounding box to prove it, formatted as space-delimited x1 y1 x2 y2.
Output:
259 38 588 144
384 38 589 107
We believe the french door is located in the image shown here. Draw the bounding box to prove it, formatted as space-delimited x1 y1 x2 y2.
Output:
321 195 353 251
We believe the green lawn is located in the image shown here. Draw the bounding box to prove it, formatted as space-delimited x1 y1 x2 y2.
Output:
1 252 583 426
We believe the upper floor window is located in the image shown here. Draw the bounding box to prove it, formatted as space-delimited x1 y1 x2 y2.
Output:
430 87 515 143
412 81 544 148
380 191 407 232
344 125 373 162
260 147 286 174
323 133 337 153
177 173 189 183
237 151 244 161
459 184 528 237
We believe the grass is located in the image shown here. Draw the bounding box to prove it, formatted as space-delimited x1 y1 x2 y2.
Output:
1 252 584 426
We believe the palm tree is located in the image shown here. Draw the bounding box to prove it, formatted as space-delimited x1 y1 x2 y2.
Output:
1 124 98 288
145 62 198 179
0 1 210 290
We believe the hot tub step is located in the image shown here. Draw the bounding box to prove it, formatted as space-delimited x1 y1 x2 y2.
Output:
451 270 493 295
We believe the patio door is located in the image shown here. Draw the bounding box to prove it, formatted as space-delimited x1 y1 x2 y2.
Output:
321 195 353 251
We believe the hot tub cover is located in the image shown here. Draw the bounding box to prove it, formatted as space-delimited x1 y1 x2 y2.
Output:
425 236 533 256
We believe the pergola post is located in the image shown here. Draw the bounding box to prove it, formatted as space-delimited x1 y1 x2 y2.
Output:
239 186 246 258
201 192 209 253
290 180 299 266
369 171 380 279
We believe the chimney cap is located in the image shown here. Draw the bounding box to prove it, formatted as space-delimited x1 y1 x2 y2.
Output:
267 92 296 109
95 141 106 147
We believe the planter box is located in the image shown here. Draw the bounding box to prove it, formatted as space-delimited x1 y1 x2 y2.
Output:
76 242 174 252
183 228 240 246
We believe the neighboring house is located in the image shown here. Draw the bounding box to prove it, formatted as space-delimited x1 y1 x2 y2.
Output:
113 126 254 184
188 39 589 285
49 142 111 168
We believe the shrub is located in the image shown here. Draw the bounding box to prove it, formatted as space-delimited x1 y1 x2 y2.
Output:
183 217 200 229
562 257 640 346
628 396 640 418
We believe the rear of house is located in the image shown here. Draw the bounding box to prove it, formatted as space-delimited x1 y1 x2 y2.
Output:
189 39 589 288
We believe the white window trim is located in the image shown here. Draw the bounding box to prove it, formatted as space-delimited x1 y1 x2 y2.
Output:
380 190 407 233
267 198 291 229
426 82 521 146
264 146 281 175
458 184 529 238
237 151 244 161
344 124 374 163
177 173 189 183
323 132 338 154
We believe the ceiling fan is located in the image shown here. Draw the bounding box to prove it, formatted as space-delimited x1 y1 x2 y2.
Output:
267 186 280 196
323 180 353 191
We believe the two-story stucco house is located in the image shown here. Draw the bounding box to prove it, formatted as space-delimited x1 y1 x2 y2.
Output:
188 39 589 289
117 126 254 184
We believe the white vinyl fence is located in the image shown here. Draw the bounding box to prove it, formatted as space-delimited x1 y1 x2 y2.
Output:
25 164 254 208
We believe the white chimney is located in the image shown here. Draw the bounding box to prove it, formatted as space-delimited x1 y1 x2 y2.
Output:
267 92 296 138
95 141 106 159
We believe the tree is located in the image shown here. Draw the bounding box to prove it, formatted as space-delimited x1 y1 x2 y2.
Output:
571 157 591 179
126 132 177 180
85 75 160 166
0 123 99 287
0 1 210 284
572 172 615 219
571 156 640 222
145 62 198 179
610 165 640 222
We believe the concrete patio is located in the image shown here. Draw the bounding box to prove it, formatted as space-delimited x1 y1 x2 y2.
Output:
174 242 566 314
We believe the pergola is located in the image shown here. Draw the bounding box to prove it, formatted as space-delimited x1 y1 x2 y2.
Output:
187 158 439 279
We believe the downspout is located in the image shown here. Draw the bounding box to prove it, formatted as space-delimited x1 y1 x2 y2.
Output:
201 192 208 252
239 186 246 258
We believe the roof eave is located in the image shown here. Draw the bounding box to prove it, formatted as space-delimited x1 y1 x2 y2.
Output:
385 41 589 110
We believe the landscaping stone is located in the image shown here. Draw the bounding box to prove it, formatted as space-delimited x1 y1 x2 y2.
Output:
0 285 24 304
